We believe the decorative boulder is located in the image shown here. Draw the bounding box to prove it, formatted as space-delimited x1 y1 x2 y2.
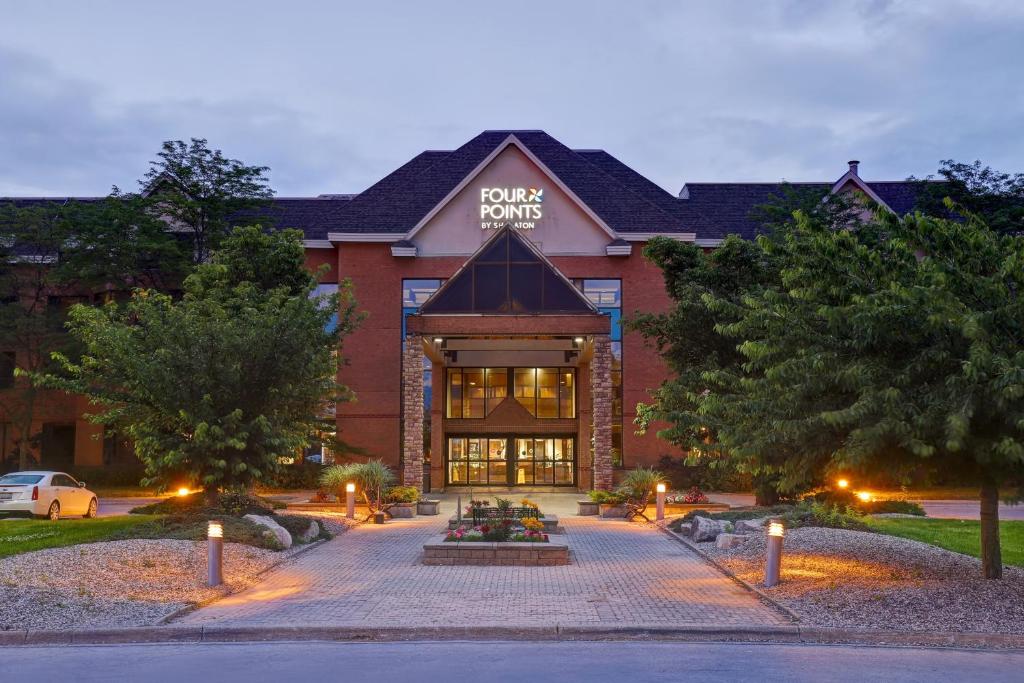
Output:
735 518 768 535
691 516 730 542
676 522 693 537
715 533 749 550
297 520 321 543
244 514 293 549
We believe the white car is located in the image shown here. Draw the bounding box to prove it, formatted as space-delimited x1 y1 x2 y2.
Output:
0 471 98 520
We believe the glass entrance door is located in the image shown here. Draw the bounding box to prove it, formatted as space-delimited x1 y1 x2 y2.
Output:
514 437 575 486
447 436 575 486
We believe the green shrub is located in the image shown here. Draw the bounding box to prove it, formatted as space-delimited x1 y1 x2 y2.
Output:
265 462 324 490
587 490 626 505
114 513 285 550
861 499 926 516
130 491 282 516
387 486 420 503
320 460 396 513
781 501 870 531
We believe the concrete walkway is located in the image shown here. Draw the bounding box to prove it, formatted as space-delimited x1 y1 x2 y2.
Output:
178 512 787 629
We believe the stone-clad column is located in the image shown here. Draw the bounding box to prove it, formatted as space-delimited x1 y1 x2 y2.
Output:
402 335 424 491
590 335 613 491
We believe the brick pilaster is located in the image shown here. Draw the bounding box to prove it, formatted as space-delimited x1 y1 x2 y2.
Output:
401 335 424 491
590 335 613 490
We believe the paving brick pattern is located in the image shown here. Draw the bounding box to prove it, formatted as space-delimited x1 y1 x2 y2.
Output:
179 516 787 628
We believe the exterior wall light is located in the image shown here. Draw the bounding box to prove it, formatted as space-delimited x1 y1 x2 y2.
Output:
433 337 443 344
208 520 224 587
764 518 784 588
836 479 849 489
345 482 356 519
574 337 584 344
655 482 667 521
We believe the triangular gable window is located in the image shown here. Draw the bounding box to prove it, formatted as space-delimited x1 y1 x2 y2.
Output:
421 226 596 314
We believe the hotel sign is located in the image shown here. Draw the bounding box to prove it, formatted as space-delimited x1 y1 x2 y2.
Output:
479 187 543 230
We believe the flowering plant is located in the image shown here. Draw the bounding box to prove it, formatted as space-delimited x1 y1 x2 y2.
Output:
445 525 484 542
521 517 544 532
667 486 710 504
510 529 549 542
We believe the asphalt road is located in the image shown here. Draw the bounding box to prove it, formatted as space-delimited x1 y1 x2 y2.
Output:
4 640 1023 682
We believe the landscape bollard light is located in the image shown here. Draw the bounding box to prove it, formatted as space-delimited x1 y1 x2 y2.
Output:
208 520 223 587
655 482 666 521
345 482 356 519
764 518 785 588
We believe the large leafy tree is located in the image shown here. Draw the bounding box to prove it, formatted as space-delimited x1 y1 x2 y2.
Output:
703 209 1023 579
630 236 783 503
38 227 361 496
631 188 859 504
912 160 1024 236
0 197 186 470
142 138 274 264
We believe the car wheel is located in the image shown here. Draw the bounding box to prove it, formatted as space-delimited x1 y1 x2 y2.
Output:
47 501 60 521
85 498 98 519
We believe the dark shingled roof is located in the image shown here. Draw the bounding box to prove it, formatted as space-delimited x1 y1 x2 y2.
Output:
1 130 930 243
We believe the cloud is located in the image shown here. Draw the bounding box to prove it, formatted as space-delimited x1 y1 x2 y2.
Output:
0 45 368 196
1 1 1023 197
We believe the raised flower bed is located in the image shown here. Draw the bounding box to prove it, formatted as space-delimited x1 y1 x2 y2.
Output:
427 514 569 565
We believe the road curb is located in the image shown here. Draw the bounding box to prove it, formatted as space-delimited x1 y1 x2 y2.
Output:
2 624 1023 649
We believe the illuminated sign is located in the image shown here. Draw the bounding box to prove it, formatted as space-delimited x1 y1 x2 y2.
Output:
480 187 543 229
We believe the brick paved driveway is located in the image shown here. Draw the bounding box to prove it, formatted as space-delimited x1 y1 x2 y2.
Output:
178 515 787 628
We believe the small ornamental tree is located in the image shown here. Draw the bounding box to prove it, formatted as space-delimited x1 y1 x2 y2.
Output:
702 208 1024 579
38 226 361 497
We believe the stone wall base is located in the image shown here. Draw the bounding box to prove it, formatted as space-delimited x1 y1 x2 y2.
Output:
423 539 569 566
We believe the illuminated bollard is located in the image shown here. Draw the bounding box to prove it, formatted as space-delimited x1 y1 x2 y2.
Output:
655 482 666 521
345 482 356 519
764 518 785 588
208 520 223 587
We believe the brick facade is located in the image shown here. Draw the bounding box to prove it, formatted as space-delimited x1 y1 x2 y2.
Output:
401 334 424 491
590 334 614 490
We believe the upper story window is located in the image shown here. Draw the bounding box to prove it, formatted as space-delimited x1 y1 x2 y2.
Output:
312 283 339 332
0 352 15 389
447 367 575 419
577 279 622 341
402 279 443 338
447 368 507 418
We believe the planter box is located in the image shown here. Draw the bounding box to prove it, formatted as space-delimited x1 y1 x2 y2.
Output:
423 537 569 566
600 504 628 518
448 514 560 534
388 503 416 518
576 500 600 516
417 500 441 515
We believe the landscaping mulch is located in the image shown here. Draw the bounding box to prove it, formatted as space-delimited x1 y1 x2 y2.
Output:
0 514 356 631
698 526 1024 634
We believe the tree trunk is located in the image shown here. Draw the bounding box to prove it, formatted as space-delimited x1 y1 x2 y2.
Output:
979 478 1002 580
753 474 781 506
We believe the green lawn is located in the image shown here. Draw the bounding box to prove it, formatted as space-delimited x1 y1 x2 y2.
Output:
0 515 158 559
867 517 1024 567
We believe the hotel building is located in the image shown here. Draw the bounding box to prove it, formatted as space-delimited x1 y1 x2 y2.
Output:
1 131 924 491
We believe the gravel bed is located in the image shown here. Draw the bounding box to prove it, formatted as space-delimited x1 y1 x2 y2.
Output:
698 526 1024 634
0 516 347 632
